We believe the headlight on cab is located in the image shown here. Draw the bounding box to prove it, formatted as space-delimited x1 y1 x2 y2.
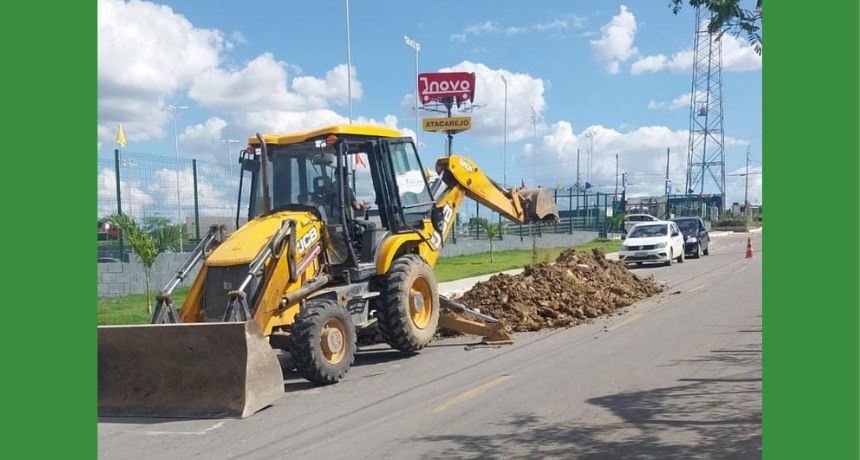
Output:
687 237 697 243
655 242 667 249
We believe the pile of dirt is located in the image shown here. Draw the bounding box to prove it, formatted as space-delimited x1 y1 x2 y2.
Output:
454 248 663 332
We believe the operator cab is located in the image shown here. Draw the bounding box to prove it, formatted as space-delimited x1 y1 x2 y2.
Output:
240 125 435 277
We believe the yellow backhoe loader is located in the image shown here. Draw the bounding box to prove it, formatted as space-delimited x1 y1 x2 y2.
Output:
98 125 558 418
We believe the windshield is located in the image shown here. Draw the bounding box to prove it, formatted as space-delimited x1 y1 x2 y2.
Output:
674 219 698 233
628 224 667 238
387 141 433 226
627 215 654 222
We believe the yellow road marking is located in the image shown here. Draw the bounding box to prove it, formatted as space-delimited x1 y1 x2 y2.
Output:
430 375 511 414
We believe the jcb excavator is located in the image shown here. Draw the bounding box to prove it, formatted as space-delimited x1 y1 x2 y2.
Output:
98 125 558 418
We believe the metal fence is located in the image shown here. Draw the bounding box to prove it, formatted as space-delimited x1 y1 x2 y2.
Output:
450 191 623 243
98 150 248 260
98 151 627 259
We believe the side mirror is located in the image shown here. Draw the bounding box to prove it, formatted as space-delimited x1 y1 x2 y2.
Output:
620 233 626 240
672 231 680 237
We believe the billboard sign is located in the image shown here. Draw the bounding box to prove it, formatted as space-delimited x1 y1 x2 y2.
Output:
418 72 475 104
422 116 472 132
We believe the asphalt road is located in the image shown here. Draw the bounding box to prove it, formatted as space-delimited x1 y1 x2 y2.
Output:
99 232 762 459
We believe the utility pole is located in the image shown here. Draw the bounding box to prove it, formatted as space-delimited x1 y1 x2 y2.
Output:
576 148 581 192
744 145 750 221
501 75 508 188
614 154 619 199
665 148 671 218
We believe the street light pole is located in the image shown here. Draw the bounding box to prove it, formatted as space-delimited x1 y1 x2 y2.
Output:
404 36 421 148
168 104 188 251
500 74 508 188
530 106 537 187
584 131 595 181
345 0 353 123
221 139 240 165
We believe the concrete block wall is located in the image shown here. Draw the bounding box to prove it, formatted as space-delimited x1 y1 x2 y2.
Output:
98 252 201 298
440 231 599 257
98 232 600 297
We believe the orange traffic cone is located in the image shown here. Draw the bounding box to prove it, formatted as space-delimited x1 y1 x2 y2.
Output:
745 237 754 259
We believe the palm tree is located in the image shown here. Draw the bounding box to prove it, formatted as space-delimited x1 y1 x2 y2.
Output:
470 217 505 262
107 213 185 313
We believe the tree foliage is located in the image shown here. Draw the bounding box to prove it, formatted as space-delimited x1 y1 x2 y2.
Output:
470 217 505 262
107 213 185 313
671 0 762 54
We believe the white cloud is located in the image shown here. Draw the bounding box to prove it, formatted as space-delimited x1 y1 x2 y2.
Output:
450 16 585 42
178 117 228 160
188 53 360 113
522 122 748 198
98 167 154 218
590 5 638 74
647 93 691 110
292 63 363 106
98 0 224 143
727 165 762 205
434 61 547 144
632 34 760 75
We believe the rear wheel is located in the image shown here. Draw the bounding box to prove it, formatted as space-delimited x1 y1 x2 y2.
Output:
377 254 440 353
291 299 356 384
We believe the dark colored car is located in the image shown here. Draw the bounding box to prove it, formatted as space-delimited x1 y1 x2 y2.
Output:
671 217 710 258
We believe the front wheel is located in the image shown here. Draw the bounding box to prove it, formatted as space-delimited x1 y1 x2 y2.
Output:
693 243 702 259
665 248 674 266
377 254 440 353
677 248 685 263
291 299 357 384
703 244 710 256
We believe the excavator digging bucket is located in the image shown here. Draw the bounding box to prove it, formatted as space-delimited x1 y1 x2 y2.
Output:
98 321 284 419
518 188 560 223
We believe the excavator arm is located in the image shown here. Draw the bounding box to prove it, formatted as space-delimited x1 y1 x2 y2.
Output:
429 155 558 250
418 155 559 344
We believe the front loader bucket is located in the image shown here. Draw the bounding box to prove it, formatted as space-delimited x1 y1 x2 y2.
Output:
519 188 560 223
98 321 284 419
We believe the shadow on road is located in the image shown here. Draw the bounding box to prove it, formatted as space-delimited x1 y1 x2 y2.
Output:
410 320 762 459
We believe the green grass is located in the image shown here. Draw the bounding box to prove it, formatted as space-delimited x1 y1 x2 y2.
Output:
97 239 620 325
433 239 620 282
98 287 189 325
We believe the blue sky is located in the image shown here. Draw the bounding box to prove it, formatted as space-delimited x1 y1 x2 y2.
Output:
98 0 762 205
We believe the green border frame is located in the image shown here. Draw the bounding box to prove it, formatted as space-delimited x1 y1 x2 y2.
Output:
2 2 95 457
765 2 859 458
2 1 859 457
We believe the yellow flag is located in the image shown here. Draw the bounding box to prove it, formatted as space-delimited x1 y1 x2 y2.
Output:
115 123 127 148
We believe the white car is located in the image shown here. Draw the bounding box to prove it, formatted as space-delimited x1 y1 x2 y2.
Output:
619 221 686 267
623 213 659 234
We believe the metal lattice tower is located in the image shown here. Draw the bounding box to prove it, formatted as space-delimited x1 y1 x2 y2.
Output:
685 7 726 201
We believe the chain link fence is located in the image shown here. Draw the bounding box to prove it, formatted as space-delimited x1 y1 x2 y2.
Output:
98 150 247 261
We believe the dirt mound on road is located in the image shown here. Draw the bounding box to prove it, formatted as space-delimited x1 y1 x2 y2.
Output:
454 248 663 332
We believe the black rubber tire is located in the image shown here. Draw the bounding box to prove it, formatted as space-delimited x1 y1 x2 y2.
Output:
693 243 702 259
291 299 356 385
677 248 685 263
377 254 440 353
665 248 674 266
703 244 710 256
